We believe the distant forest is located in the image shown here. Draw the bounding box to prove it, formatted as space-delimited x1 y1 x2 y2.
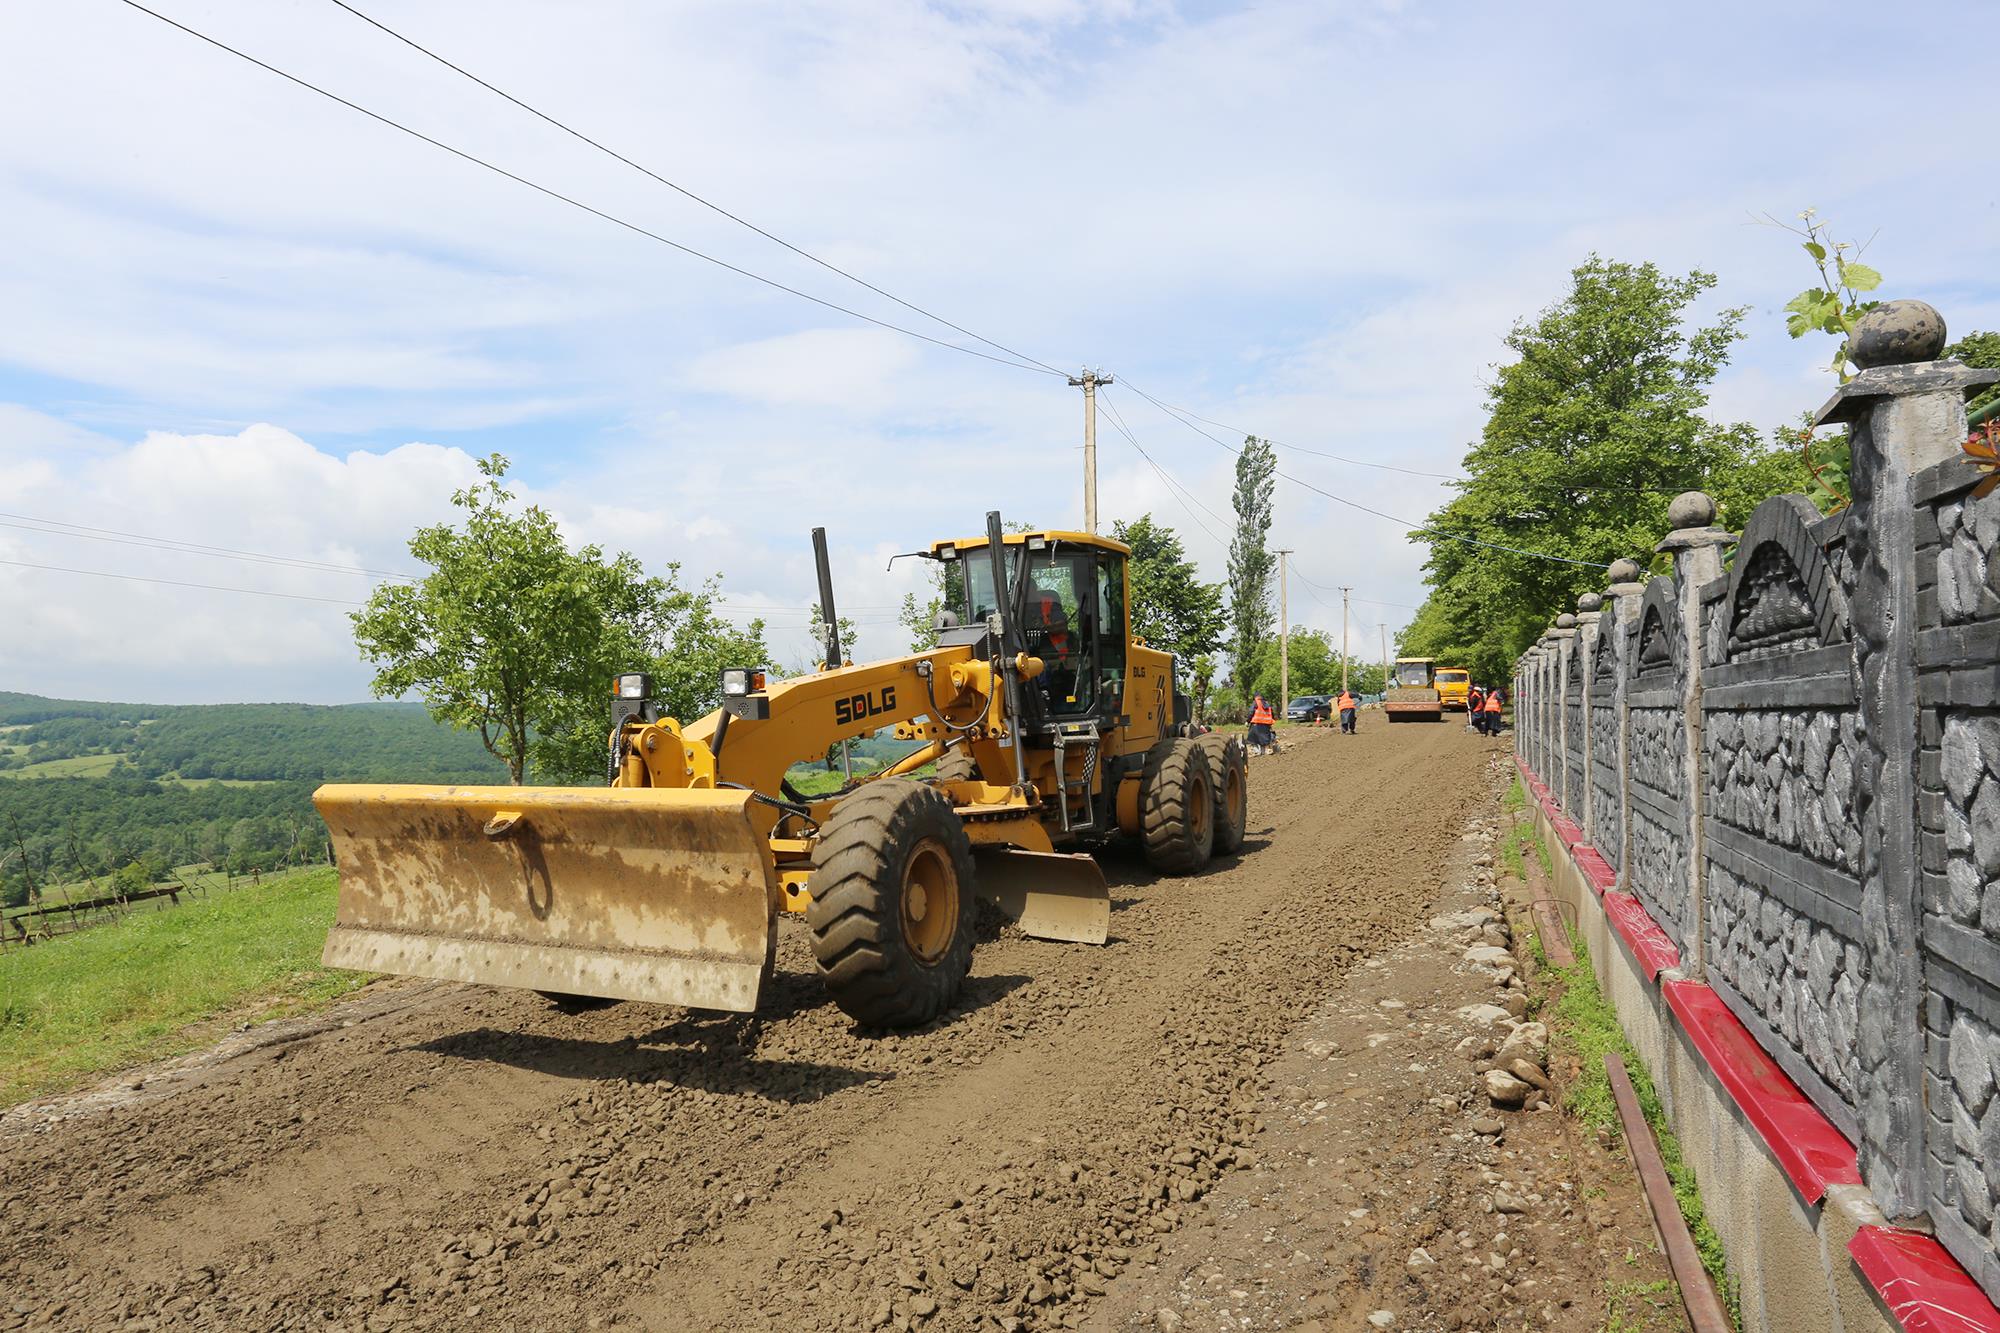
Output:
0 693 505 908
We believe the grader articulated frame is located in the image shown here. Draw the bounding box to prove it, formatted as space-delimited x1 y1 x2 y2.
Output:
314 513 1249 1028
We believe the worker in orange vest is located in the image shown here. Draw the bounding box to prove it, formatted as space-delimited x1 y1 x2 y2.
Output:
1248 695 1276 755
1480 686 1504 735
1336 689 1358 735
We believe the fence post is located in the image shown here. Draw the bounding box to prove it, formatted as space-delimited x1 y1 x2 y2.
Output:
1656 492 1733 980
1607 559 1647 889
1577 593 1605 843
1816 300 1993 1221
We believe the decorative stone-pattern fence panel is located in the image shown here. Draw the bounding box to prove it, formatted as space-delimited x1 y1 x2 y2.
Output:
1917 456 2000 1297
1512 304 2000 1299
1590 603 1622 871
1698 493 1863 1136
1564 641 1586 821
1625 578 1692 947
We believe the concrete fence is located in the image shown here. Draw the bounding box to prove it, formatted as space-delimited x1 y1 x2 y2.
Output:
1512 300 2000 1310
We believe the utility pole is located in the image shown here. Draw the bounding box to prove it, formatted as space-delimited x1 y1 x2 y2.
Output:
1340 586 1353 694
1275 549 1293 717
1380 624 1390 697
1069 369 1112 532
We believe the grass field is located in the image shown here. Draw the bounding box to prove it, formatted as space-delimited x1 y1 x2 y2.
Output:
0 752 122 780
0 866 369 1106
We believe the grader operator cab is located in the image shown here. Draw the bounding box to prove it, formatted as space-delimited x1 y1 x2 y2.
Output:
313 513 1248 1030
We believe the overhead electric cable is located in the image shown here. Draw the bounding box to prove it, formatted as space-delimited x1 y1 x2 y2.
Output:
321 0 1067 379
115 0 1063 378
0 557 367 605
1120 383 1611 569
1093 394 1231 549
0 512 418 581
1117 381 1716 496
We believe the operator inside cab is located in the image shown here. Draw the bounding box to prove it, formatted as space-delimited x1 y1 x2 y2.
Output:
1032 590 1079 709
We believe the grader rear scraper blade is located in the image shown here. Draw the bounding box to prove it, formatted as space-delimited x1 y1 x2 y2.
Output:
313 784 777 1012
972 847 1111 945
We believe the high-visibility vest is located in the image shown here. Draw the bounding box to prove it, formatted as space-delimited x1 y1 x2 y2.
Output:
1250 700 1274 725
1337 693 1355 710
1483 692 1503 713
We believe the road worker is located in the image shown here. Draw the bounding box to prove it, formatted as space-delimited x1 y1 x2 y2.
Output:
1248 694 1276 755
1336 689 1358 735
1481 686 1504 735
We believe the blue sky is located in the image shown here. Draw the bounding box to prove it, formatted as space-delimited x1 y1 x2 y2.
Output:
1 0 1995 702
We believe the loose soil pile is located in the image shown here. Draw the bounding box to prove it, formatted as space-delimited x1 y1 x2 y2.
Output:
0 721 1669 1332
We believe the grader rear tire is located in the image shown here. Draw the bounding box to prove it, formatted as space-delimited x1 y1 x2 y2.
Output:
1141 738 1215 875
1196 733 1248 856
807 779 977 1028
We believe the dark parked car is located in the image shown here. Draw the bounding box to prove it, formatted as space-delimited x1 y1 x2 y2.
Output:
1285 695 1331 723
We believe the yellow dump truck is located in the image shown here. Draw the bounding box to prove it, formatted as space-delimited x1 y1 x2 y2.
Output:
313 514 1248 1030
1385 657 1444 722
1436 668 1471 712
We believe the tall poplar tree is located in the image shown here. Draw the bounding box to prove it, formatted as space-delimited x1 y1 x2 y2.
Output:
1226 436 1277 689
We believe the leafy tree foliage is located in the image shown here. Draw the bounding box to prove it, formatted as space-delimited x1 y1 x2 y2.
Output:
1226 437 1277 687
1402 256 1805 682
1231 629 1386 707
1111 514 1226 661
351 455 767 786
1947 331 2000 418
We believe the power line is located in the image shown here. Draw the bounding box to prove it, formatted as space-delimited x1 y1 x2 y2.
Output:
1093 393 1231 549
0 512 418 581
1116 382 1459 480
115 0 1063 379
1120 383 1611 570
321 0 1066 379
0 557 367 606
1116 382 1719 497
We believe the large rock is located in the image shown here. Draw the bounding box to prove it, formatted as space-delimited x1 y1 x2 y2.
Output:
1482 1069 1533 1109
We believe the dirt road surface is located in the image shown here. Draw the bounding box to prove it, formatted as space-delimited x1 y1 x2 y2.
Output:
0 720 1673 1332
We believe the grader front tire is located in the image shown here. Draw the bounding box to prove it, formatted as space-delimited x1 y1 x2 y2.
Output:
1141 739 1215 875
1196 733 1248 856
933 748 979 784
807 779 977 1028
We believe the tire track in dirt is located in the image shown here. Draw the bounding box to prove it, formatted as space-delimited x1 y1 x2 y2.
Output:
0 718 1495 1332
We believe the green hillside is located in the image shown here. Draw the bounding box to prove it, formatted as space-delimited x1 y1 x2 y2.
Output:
0 693 507 910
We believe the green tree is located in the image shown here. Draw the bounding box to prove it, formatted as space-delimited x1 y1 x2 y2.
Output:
1226 437 1277 688
536 580 769 784
1111 514 1226 660
1404 256 1784 682
353 455 765 786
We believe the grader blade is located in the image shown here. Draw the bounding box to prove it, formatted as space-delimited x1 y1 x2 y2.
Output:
313 784 777 1012
971 847 1110 945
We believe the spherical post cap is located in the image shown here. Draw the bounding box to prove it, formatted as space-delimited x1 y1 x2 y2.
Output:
1607 558 1642 582
1556 613 1577 629
1850 299 1947 369
1577 592 1603 612
1667 491 1717 529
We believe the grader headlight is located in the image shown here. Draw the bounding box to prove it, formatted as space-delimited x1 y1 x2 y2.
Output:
720 667 768 697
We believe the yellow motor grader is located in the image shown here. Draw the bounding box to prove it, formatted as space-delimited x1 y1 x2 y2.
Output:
313 513 1247 1029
